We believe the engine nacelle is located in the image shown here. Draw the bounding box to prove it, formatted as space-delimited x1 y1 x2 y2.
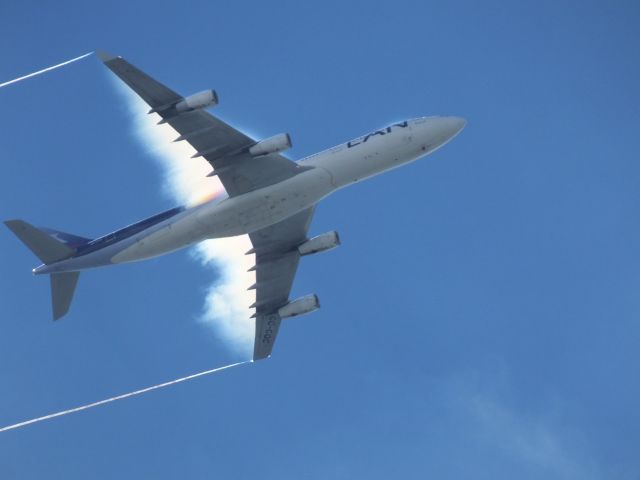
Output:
298 231 341 256
175 90 218 113
278 294 320 319
249 133 292 157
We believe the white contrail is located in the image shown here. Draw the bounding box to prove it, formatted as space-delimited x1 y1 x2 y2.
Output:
0 52 93 88
113 80 256 357
0 361 249 433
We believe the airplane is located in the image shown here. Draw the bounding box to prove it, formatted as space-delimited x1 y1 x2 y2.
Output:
5 51 465 361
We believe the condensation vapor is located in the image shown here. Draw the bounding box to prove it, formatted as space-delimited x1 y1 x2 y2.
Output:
0 52 93 88
112 81 256 357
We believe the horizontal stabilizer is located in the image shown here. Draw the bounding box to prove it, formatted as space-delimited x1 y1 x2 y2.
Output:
4 220 75 264
51 272 80 320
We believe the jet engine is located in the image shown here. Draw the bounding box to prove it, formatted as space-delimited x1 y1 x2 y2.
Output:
278 294 320 319
249 133 292 156
298 231 341 256
175 90 219 113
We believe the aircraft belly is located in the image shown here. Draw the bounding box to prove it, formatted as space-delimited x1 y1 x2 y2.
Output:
111 213 205 264
112 167 334 263
196 167 333 238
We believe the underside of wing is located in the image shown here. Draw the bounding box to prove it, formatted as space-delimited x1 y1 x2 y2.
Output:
98 51 308 197
250 208 315 360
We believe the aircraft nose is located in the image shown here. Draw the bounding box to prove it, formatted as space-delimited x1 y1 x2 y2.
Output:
439 116 466 138
420 116 466 151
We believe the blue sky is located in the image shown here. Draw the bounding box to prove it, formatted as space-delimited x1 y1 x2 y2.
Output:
1 1 639 478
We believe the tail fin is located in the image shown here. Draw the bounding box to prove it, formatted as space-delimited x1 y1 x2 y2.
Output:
4 219 75 264
51 272 80 320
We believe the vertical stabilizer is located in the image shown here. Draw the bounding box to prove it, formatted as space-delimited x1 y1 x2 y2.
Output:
50 272 80 320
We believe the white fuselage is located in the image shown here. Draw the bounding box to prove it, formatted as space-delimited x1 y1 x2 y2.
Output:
37 116 464 274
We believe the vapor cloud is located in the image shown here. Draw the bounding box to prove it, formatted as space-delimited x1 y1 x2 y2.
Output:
445 372 602 480
114 81 256 358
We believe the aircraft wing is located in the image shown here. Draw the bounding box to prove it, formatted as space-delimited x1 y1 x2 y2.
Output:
250 207 315 360
98 51 306 197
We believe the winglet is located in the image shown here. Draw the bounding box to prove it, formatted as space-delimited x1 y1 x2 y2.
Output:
96 49 118 63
